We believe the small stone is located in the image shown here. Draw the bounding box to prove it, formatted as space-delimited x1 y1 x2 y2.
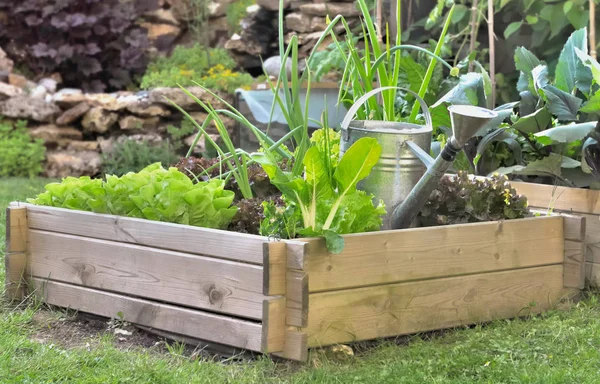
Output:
0 96 61 122
285 12 313 33
0 47 13 72
143 8 180 25
97 137 114 153
29 85 47 99
0 82 23 99
38 78 58 93
148 87 229 110
299 2 359 16
262 56 293 79
126 102 171 117
310 16 328 31
29 124 83 145
67 141 99 151
142 23 182 46
45 150 102 178
56 102 91 126
8 73 28 89
81 108 119 133
52 88 86 107
118 115 160 130
117 133 163 145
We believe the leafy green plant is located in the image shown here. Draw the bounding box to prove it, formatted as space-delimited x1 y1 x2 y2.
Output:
473 28 600 187
28 163 238 230
140 45 251 92
101 139 178 177
0 119 46 178
419 172 529 226
315 0 460 123
256 135 386 253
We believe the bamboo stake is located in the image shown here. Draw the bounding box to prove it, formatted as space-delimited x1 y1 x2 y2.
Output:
487 0 496 107
468 0 480 72
591 0 597 60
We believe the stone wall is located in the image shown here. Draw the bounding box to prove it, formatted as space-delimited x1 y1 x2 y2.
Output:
225 0 361 72
0 70 235 178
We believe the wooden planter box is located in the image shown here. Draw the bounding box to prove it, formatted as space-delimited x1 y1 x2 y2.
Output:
511 181 600 287
5 202 585 361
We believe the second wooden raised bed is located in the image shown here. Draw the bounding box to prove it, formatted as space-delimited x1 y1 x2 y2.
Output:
511 181 600 287
5 202 585 361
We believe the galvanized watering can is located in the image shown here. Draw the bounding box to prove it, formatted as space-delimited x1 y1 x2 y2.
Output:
340 87 498 230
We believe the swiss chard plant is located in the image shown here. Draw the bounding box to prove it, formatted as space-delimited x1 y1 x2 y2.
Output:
256 133 386 253
28 163 238 230
471 28 600 188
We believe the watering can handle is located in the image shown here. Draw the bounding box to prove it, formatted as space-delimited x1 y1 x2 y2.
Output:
340 87 433 130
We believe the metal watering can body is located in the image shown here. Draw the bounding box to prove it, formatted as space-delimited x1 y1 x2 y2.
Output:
339 87 434 230
339 87 498 230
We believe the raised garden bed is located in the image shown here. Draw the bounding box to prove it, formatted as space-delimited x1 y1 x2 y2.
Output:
5 202 585 361
511 181 600 287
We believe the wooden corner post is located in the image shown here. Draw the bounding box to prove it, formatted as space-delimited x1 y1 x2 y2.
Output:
262 239 309 361
5 206 28 301
562 214 586 289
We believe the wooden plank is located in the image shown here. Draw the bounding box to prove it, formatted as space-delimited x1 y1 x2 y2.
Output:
301 216 564 292
562 214 586 289
263 242 286 296
24 204 265 264
562 214 586 241
5 206 28 301
272 328 308 362
28 230 266 320
511 181 600 215
30 278 263 351
286 270 309 327
261 298 286 353
576 212 600 263
286 241 308 270
564 240 586 289
585 262 600 286
305 265 573 347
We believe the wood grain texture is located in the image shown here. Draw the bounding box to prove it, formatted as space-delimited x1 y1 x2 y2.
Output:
261 298 286 353
28 230 266 320
286 241 308 270
5 206 28 301
30 278 263 351
263 242 286 296
305 265 573 347
286 270 308 327
272 328 308 362
564 240 586 289
301 216 564 292
576 212 600 264
562 214 586 241
585 262 600 286
24 204 265 264
511 181 600 215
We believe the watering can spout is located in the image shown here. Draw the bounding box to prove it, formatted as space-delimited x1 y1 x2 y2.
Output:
390 105 498 230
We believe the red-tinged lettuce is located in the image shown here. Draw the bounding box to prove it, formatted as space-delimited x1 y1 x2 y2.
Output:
255 135 386 253
28 163 238 230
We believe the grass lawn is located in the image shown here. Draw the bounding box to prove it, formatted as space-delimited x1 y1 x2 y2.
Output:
3 178 600 383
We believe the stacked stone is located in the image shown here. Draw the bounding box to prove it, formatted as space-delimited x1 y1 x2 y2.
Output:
0 55 235 178
225 0 361 70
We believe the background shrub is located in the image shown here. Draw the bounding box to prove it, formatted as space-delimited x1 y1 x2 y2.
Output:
101 139 177 176
0 119 46 178
140 44 254 92
0 0 158 92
